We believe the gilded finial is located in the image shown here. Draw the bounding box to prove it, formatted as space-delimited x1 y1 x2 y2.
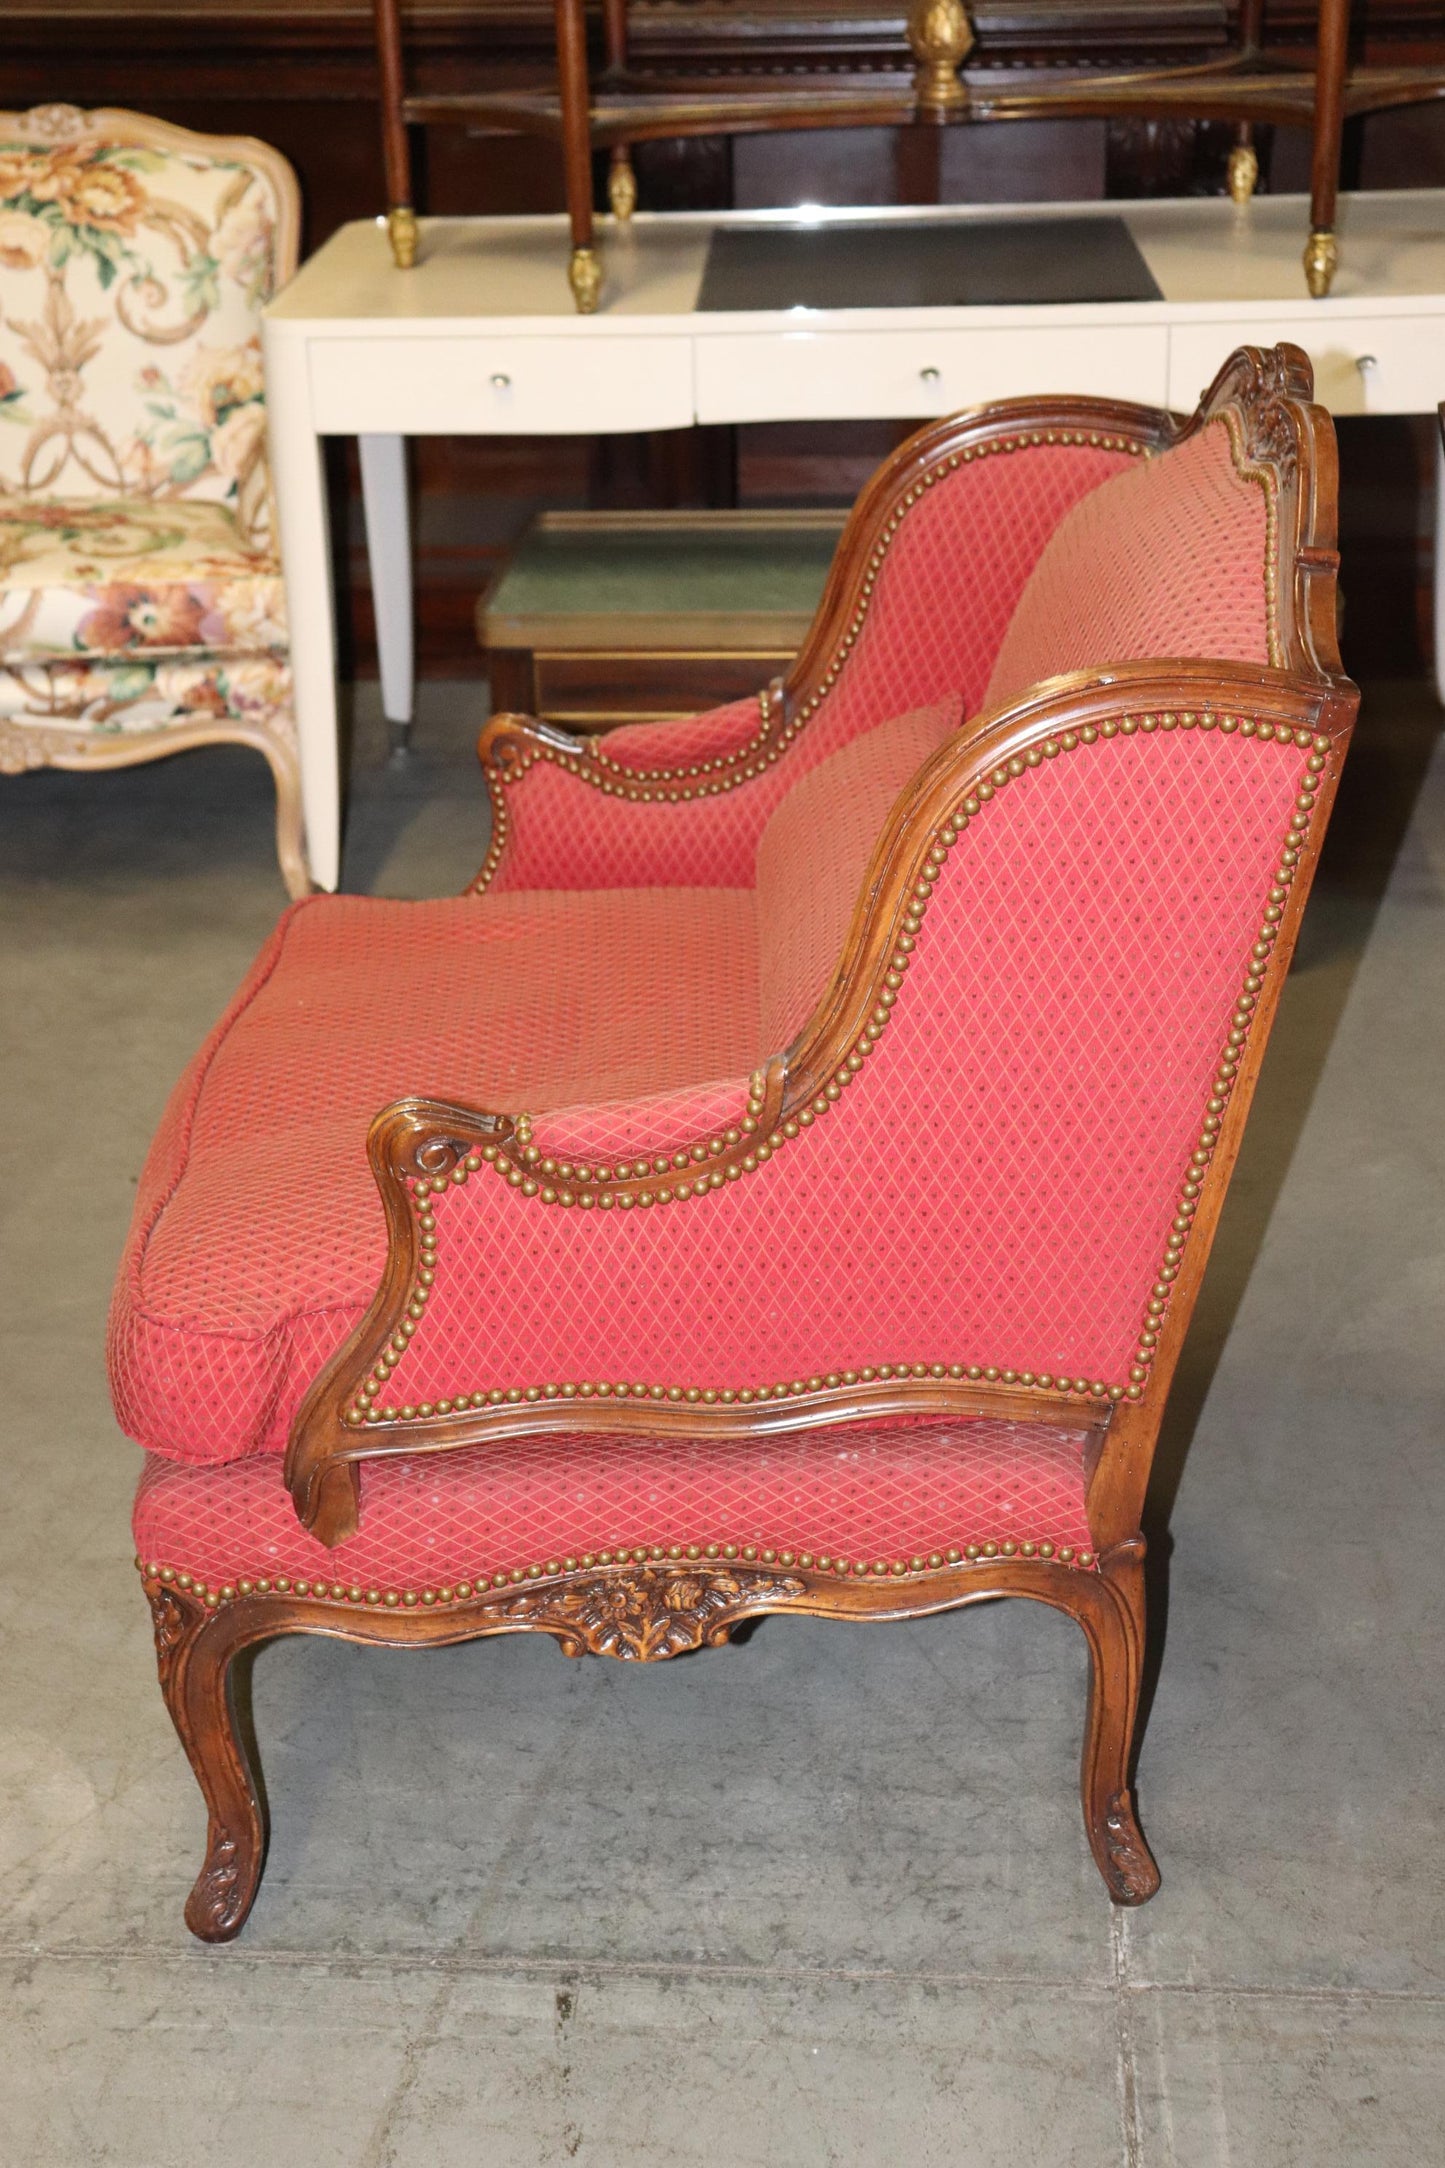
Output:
907 0 973 112
1303 228 1338 299
608 150 637 222
387 204 419 270
1226 143 1258 206
568 246 602 314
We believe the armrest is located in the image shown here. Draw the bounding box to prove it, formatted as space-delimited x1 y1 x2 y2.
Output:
294 660 1356 1554
471 693 790 893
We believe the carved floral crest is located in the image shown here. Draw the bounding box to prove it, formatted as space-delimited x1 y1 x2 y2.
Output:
486 1563 808 1661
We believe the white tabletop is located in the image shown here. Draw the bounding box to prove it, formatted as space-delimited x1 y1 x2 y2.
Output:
268 190 1445 336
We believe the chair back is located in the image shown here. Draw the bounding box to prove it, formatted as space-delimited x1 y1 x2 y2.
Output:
0 104 299 544
984 418 1273 707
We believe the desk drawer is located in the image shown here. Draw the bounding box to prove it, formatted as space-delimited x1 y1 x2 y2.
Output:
694 326 1169 424
1169 319 1438 417
307 334 694 434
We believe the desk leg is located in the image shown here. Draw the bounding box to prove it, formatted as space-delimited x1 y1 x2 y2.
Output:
359 433 415 744
265 333 341 891
1435 416 1445 708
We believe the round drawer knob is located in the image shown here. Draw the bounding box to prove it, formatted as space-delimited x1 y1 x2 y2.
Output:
920 366 941 384
1355 354 1378 374
491 372 512 389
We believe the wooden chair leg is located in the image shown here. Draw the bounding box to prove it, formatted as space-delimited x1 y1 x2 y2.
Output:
146 1580 269 1942
1076 1537 1161 1904
1306 0 1350 296
258 715 312 900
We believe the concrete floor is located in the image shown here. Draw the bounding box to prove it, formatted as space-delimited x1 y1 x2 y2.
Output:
1 679 1442 2167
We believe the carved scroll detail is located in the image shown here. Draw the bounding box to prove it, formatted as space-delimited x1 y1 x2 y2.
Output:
483 1564 807 1661
1103 1788 1159 1902
1213 344 1307 483
189 1825 249 1938
146 1580 200 1688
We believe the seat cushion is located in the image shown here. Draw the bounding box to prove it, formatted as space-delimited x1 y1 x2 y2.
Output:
984 418 1270 711
109 887 763 1466
755 693 962 1047
0 652 290 742
0 495 285 664
132 1415 1098 1596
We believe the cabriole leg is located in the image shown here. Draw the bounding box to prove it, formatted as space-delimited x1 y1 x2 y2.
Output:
145 1579 268 1942
1076 1538 1161 1904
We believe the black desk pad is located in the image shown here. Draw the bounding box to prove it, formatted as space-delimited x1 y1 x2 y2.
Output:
697 217 1162 312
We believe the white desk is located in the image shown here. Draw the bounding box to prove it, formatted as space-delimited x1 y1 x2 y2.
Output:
263 190 1445 891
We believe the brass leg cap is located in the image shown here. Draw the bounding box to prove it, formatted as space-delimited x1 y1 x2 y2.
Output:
608 151 637 222
1226 143 1259 206
387 204 419 270
1304 227 1338 299
569 245 602 314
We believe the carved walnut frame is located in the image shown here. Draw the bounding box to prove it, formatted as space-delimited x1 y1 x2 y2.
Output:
143 347 1357 1940
0 104 307 900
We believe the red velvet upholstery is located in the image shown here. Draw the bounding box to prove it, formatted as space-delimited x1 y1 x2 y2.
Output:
110 411 1290 1512
985 420 1271 709
375 729 1304 1419
133 1416 1097 1590
109 887 762 1465
755 693 962 1046
484 440 1133 895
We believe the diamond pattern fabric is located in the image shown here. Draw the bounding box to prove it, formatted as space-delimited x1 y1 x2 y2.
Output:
132 1416 1097 1587
109 886 762 1463
985 420 1270 710
109 413 1300 1488
374 730 1307 1417
486 441 1132 894
755 693 961 1047
592 694 768 774
530 1077 755 1165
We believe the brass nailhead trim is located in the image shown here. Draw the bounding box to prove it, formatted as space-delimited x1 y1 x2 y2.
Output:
138 1542 1098 1612
466 431 1147 892
354 717 1328 1426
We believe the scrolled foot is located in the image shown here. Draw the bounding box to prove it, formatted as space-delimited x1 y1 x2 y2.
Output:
184 1816 264 1942
1097 1787 1161 1906
1304 228 1338 299
387 204 419 270
1227 143 1258 206
568 245 602 314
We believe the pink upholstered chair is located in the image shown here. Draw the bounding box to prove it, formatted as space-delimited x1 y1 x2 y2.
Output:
113 346 1356 1941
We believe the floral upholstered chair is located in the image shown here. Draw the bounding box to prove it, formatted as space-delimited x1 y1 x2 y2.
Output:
0 104 305 895
112 347 1357 1940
